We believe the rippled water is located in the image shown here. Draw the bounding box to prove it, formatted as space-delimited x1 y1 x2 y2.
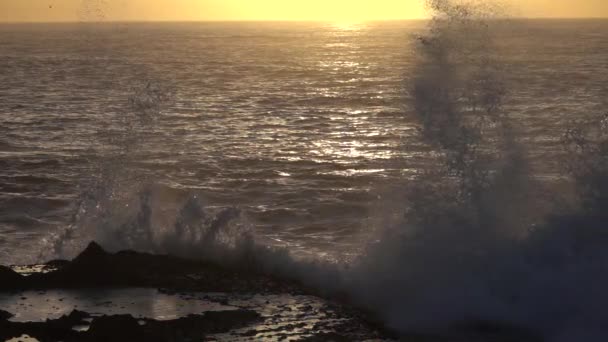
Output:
0 289 367 340
0 20 607 264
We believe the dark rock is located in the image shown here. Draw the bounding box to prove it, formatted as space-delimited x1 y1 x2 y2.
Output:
301 332 351 342
3 241 300 293
72 241 107 265
0 242 394 340
88 314 142 342
38 242 143 288
0 309 13 321
199 310 261 332
242 329 259 337
56 310 90 325
0 265 24 289
44 259 71 270
0 311 82 341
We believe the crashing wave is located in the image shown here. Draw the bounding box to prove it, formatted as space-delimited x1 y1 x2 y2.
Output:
39 1 608 341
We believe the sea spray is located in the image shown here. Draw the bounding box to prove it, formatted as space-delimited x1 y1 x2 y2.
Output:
344 0 531 328
35 0 244 264
41 78 271 266
32 1 608 341
41 81 167 259
342 1 608 341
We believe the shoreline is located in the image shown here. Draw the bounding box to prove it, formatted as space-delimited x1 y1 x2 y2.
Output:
0 242 392 341
0 242 542 341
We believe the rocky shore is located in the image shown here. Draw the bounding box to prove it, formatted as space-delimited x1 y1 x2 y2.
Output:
0 242 303 293
0 243 542 342
0 243 391 341
1 309 261 342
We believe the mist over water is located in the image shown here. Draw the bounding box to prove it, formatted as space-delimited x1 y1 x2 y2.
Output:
343 2 608 341
2 0 608 340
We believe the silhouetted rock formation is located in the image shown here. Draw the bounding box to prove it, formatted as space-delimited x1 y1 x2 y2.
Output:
10 241 298 293
0 309 13 321
0 310 89 342
0 265 24 290
0 243 541 341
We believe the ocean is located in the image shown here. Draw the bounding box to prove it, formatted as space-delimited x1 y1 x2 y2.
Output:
0 20 607 264
2 16 608 341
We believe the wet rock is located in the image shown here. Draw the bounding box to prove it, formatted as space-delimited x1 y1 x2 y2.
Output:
3 241 300 293
0 310 84 341
301 332 351 342
199 310 261 332
95 309 261 341
44 259 70 269
0 243 393 340
88 314 141 341
0 309 13 321
242 329 259 337
0 265 24 289
55 310 91 326
71 242 108 268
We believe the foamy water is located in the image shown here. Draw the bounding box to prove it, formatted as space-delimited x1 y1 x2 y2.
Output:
0 20 607 264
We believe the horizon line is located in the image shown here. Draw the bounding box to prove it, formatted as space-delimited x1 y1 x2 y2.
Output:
1 17 608 24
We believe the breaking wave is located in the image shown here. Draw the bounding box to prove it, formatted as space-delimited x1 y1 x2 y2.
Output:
41 1 608 341
343 1 608 341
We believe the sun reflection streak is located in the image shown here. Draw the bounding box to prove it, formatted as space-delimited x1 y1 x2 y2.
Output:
330 21 366 31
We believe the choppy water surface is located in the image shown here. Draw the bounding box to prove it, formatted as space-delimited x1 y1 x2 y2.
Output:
0 289 234 322
0 20 607 264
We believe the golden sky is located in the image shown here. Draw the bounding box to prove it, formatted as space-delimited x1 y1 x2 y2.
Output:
0 0 607 22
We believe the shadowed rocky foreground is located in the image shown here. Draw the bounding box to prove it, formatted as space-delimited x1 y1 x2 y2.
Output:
0 243 542 341
0 242 392 341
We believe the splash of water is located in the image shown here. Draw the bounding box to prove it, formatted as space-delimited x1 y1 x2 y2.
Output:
337 1 608 341
40 79 289 271
36 1 608 341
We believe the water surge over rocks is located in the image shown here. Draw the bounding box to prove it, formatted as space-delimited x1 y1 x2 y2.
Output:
42 81 261 267
32 1 608 341
340 1 608 341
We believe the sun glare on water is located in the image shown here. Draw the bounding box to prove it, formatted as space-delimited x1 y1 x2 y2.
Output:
331 21 366 31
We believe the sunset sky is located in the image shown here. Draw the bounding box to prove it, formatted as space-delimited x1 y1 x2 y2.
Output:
1 0 607 22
